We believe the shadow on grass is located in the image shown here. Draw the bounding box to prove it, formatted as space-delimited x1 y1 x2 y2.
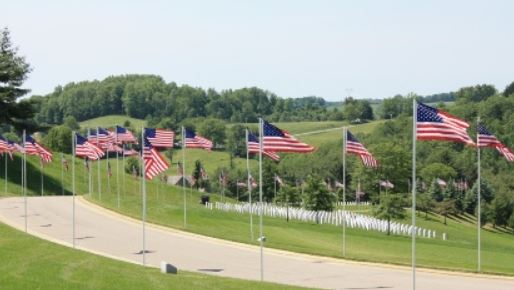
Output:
0 155 72 196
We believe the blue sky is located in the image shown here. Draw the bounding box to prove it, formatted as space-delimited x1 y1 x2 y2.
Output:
4 0 514 101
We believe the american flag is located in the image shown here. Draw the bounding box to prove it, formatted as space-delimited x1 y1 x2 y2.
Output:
379 180 394 189
346 130 378 168
122 148 139 156
477 124 502 147
416 102 475 146
436 178 447 187
145 128 174 148
115 126 137 143
75 134 105 160
237 180 247 188
477 123 513 162
6 139 23 160
185 128 212 150
247 132 280 161
262 120 315 153
143 136 169 179
496 146 514 162
335 181 344 188
88 128 115 150
24 136 53 163
0 135 7 152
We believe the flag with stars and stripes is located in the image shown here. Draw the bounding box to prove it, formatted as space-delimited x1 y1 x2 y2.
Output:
262 120 315 153
115 125 137 143
416 102 474 146
346 130 378 168
24 136 53 163
477 123 513 162
75 133 105 160
185 128 212 151
145 128 174 148
247 131 280 161
143 136 169 179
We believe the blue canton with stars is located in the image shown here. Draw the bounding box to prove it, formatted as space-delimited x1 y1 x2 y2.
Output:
417 102 443 123
263 120 285 137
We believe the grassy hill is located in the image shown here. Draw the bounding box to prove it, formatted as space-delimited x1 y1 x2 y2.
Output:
2 152 514 275
0 222 306 290
79 115 146 129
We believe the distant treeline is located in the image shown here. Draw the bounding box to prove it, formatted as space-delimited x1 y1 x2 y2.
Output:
29 75 345 125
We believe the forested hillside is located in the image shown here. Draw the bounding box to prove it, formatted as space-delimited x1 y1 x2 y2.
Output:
29 75 350 125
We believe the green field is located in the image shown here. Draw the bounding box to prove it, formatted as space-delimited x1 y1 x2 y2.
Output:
79 115 146 129
2 137 514 276
0 222 307 290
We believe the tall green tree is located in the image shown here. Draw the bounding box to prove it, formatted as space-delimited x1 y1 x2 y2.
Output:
0 28 34 129
44 126 72 154
374 194 406 235
302 175 336 212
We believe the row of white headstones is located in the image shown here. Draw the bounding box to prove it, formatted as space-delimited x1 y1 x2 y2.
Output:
207 202 441 239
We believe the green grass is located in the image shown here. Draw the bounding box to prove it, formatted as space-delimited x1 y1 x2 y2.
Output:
2 133 514 276
79 115 146 129
0 222 308 290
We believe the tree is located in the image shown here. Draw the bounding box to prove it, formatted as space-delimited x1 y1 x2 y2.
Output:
44 126 72 154
226 124 246 158
436 198 457 225
504 81 514 97
374 194 406 235
302 175 336 212
489 193 513 228
192 160 204 190
0 28 34 129
197 118 226 147
464 179 495 214
416 192 435 219
420 163 456 183
274 184 302 207
428 179 444 202
63 116 80 130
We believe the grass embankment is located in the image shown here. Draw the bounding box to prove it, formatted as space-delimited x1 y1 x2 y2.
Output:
79 115 146 129
0 222 307 290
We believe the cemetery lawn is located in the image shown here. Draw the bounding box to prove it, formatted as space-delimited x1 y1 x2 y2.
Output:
2 140 514 276
0 222 309 290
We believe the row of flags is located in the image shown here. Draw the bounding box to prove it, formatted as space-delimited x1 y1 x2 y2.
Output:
416 101 514 161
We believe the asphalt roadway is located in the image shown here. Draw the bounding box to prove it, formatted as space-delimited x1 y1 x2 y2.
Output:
0 196 513 290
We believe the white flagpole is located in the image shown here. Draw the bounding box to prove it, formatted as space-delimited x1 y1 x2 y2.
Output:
141 127 147 266
23 130 27 232
412 98 417 290
258 118 264 281
182 126 187 228
246 129 254 242
61 153 65 195
4 152 7 195
72 132 76 248
116 126 120 208
97 127 101 201
342 126 347 257
477 117 481 272
122 143 126 199
40 158 44 196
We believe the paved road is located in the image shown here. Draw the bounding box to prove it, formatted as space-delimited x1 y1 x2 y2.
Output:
0 196 513 290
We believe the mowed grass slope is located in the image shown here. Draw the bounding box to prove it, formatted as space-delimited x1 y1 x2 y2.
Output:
2 126 514 276
0 222 308 290
79 115 146 129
